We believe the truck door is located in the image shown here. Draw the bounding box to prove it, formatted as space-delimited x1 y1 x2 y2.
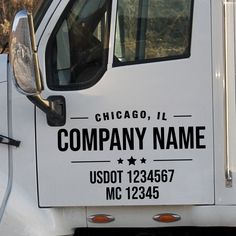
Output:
36 0 214 207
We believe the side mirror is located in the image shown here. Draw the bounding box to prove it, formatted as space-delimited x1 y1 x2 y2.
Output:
9 10 66 126
9 10 41 95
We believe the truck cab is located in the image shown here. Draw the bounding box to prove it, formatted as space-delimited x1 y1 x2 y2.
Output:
1 0 236 235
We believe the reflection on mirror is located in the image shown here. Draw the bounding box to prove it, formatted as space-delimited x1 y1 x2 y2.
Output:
9 10 40 95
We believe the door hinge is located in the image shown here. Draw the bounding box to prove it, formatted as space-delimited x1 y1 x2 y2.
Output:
0 135 21 147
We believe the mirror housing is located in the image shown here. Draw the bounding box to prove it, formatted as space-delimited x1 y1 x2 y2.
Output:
9 10 42 95
9 10 66 126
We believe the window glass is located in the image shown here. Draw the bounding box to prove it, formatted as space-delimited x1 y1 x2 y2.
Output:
114 0 193 66
46 0 111 90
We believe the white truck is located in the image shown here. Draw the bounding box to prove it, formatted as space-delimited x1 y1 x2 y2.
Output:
1 0 236 235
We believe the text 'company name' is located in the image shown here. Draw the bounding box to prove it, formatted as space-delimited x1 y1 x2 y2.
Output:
57 126 206 152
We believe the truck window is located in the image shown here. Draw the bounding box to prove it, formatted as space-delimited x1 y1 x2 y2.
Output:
46 0 111 90
113 0 193 66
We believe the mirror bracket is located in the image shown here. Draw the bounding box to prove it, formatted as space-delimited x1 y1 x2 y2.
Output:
47 96 66 126
27 95 66 127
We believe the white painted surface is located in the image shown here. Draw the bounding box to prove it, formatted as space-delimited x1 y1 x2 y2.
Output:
4 0 236 233
36 0 214 207
0 54 8 217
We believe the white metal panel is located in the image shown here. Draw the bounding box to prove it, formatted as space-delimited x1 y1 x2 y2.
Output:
4 74 87 234
0 54 8 205
36 0 214 207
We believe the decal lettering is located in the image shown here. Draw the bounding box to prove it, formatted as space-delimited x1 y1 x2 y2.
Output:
58 129 68 151
90 170 123 184
55 110 210 203
57 127 147 151
106 187 122 200
95 110 147 122
58 126 206 151
89 168 174 201
153 126 206 150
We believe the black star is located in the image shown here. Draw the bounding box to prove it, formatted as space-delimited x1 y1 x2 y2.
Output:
117 158 124 164
127 156 136 165
140 158 146 164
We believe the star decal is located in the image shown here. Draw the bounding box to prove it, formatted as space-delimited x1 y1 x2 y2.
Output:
127 156 137 165
140 157 146 164
117 158 124 164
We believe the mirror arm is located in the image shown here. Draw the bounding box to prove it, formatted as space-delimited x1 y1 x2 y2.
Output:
27 95 66 126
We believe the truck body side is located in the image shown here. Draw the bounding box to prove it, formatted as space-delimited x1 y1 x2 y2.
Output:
1 0 236 235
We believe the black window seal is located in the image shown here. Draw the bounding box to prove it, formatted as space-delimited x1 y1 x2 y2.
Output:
45 0 112 91
34 0 54 31
112 0 194 68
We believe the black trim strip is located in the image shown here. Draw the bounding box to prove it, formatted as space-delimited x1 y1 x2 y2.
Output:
173 115 192 118
71 160 111 164
154 159 193 162
70 117 89 120
34 106 41 208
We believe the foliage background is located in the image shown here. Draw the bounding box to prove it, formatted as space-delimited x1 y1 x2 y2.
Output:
0 0 39 52
0 0 191 56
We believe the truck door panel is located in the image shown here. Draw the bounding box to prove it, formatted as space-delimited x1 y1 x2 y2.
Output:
36 0 214 207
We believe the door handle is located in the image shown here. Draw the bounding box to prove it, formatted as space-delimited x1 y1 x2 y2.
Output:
223 0 234 187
